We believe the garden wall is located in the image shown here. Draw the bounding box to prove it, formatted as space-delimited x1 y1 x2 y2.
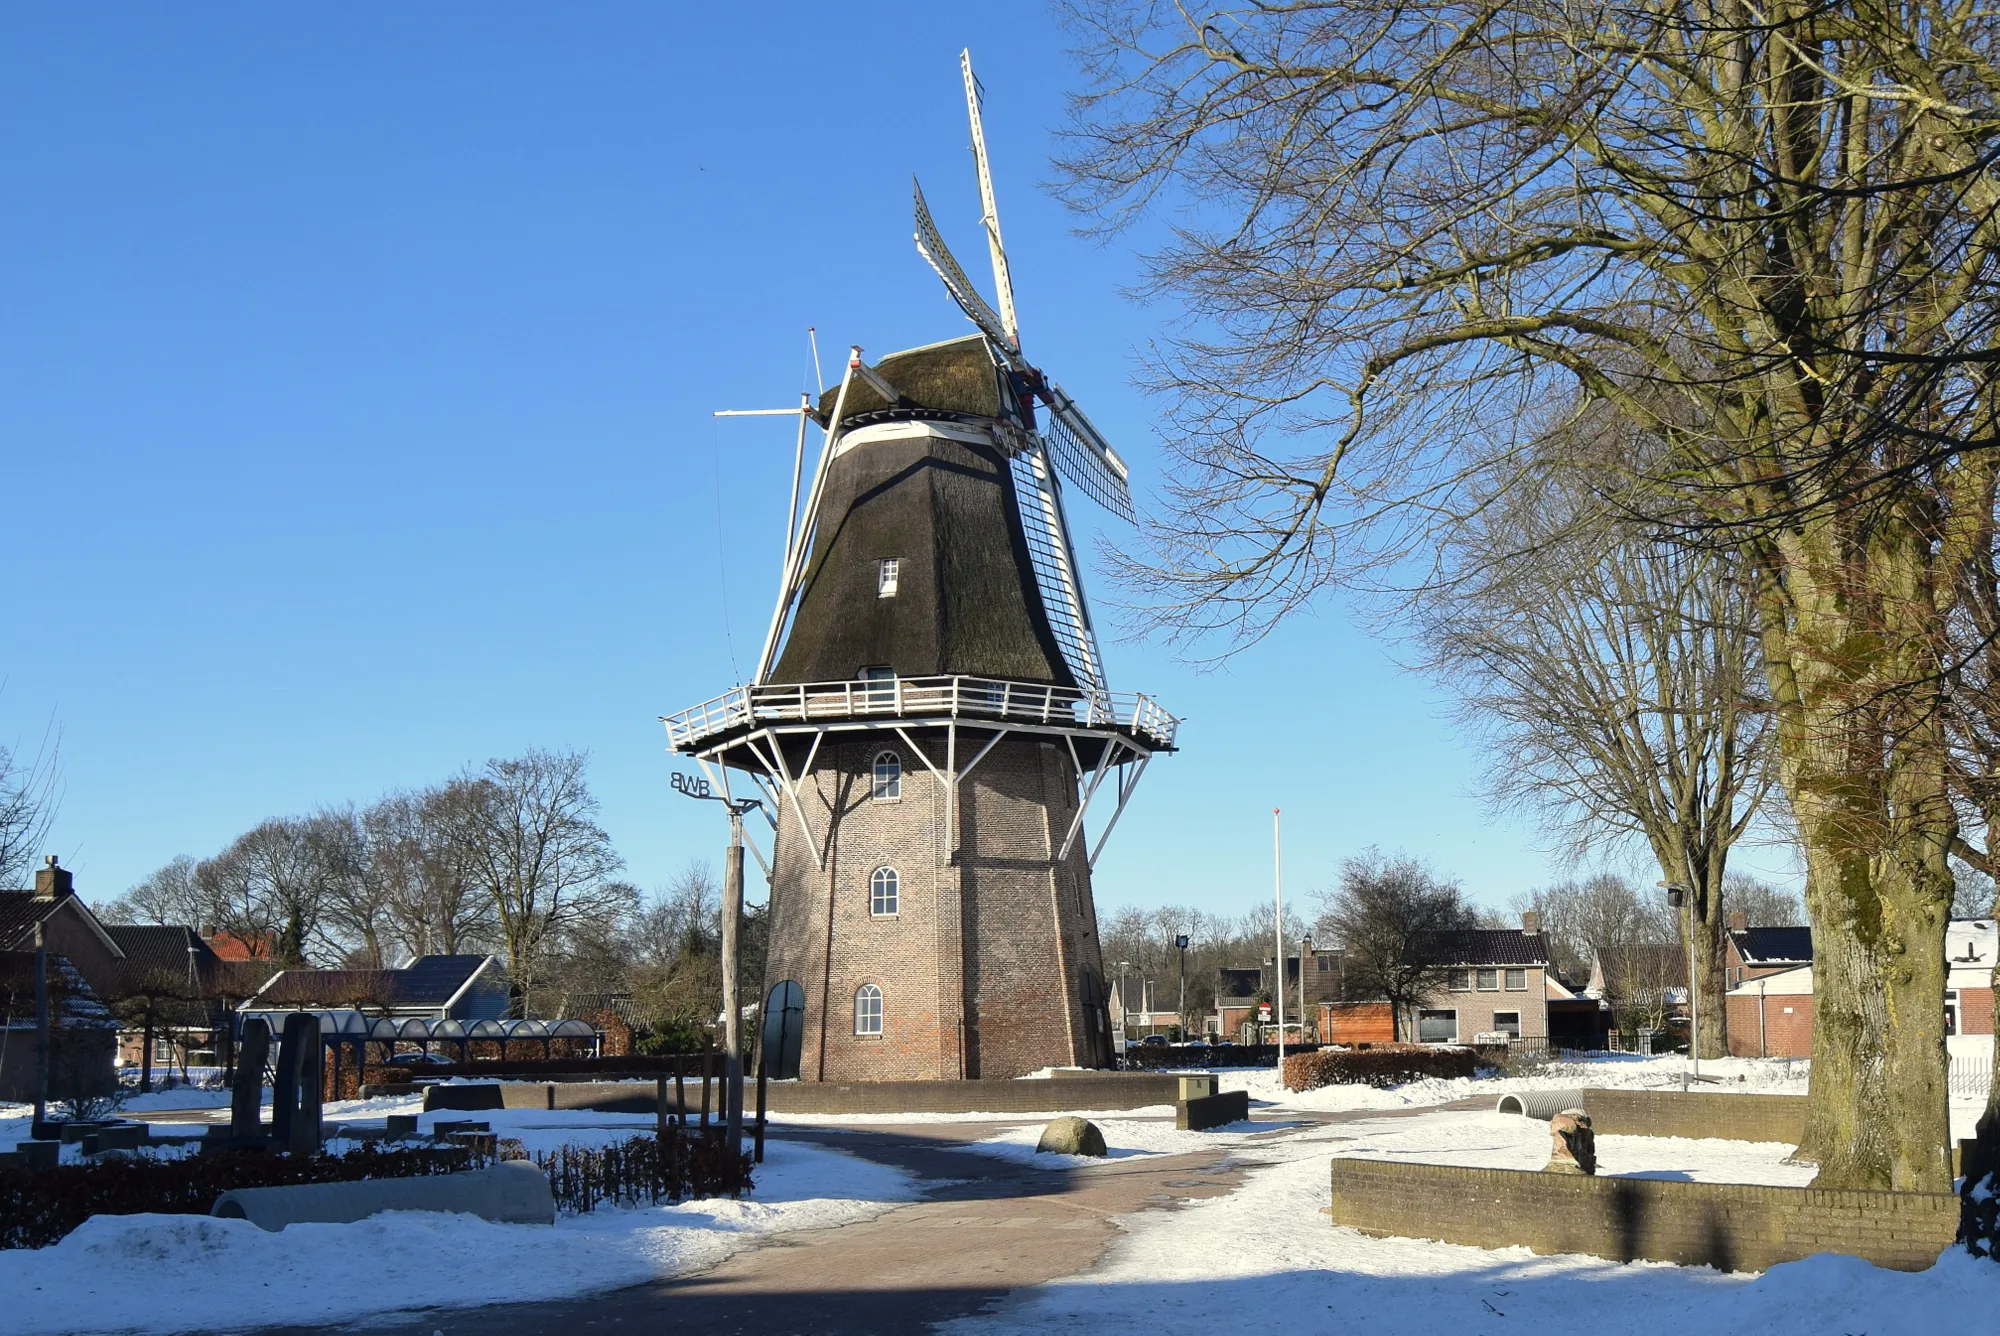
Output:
1328 1158 1956 1273
1577 1088 1807 1143
425 1073 1184 1117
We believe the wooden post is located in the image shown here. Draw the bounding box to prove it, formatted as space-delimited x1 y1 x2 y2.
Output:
673 1055 687 1126
754 1050 769 1163
700 1052 712 1127
655 1076 667 1145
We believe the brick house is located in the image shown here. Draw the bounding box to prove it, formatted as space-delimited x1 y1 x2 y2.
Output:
1722 917 1812 990
1411 919 1562 1044
1724 918 1995 1058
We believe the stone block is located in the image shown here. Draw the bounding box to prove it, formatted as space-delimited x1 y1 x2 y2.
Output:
432 1120 492 1136
385 1115 419 1139
1177 1074 1219 1101
1177 1089 1251 1131
422 1083 506 1112
13 1141 58 1170
1547 1109 1596 1175
212 1161 555 1230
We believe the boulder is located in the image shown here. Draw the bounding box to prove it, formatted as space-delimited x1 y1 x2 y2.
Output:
1547 1108 1596 1175
1035 1116 1108 1157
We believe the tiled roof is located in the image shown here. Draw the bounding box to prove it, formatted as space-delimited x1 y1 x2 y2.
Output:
1730 926 1812 965
0 891 63 949
249 955 490 1009
1411 930 1552 967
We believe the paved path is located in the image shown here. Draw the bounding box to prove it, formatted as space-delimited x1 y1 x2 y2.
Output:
256 1100 1492 1335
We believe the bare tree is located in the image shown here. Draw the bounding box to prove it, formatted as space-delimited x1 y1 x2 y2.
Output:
1415 460 1772 1058
1057 0 2000 1189
1724 874 1807 929
366 783 496 959
1316 850 1474 1041
452 748 629 1015
308 806 390 968
100 856 206 927
0 721 60 890
196 817 333 966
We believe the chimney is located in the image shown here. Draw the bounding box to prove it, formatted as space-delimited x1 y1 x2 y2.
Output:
1520 910 1541 934
33 855 73 901
1728 911 1748 933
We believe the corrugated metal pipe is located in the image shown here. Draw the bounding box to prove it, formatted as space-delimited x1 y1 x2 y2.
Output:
1495 1090 1588 1121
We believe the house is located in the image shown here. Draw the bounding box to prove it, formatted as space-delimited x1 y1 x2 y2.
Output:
0 858 129 1000
1723 915 1812 990
1724 919 1996 1058
0 949 119 1103
1408 914 1602 1047
100 925 272 1071
240 953 509 1022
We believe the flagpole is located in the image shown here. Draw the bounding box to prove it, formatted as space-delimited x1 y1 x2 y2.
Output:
1274 807 1285 1070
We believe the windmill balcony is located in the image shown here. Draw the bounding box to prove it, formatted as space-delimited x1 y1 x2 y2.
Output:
664 674 1177 755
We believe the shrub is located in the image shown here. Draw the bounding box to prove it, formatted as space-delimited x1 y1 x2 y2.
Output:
1282 1044 1478 1092
0 1142 484 1250
532 1130 751 1214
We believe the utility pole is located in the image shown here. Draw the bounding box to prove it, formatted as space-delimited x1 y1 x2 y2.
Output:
33 920 50 1128
1273 808 1285 1068
1175 933 1190 1039
673 771 765 1155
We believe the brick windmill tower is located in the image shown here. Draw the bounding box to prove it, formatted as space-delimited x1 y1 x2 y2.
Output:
665 51 1175 1081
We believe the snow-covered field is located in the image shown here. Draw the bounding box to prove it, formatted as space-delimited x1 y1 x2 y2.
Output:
950 1109 1998 1335
0 1136 916 1336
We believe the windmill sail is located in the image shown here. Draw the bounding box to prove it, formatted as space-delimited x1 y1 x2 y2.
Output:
1038 384 1136 523
1010 442 1109 697
914 181 1019 357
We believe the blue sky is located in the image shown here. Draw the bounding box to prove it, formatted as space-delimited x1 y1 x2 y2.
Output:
0 5 1801 920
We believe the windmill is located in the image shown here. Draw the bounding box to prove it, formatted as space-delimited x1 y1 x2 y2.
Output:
666 50 1176 1082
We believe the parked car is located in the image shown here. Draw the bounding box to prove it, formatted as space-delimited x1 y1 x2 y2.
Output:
1139 1035 1171 1047
386 1053 454 1069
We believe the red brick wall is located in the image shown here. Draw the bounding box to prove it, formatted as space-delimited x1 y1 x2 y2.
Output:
1957 986 1994 1036
1725 992 1813 1057
762 732 1106 1081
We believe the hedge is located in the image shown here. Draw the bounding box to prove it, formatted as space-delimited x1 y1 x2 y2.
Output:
1281 1044 1479 1092
0 1142 482 1250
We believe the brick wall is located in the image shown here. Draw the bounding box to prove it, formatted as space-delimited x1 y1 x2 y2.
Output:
762 732 1109 1082
1578 1088 1807 1144
440 1073 1183 1115
1955 985 1993 1037
1725 993 1814 1057
1329 1158 1957 1272
1419 970 1547 1041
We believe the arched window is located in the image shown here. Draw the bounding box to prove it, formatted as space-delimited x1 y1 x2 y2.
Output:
854 984 884 1036
871 750 901 801
870 866 899 917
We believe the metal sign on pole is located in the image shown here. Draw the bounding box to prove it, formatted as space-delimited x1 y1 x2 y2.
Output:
1273 808 1285 1069
673 771 766 1155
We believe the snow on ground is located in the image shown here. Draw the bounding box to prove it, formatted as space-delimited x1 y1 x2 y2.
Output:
1327 1109 1817 1186
947 1117 1299 1170
766 1105 1176 1126
0 1136 918 1336
948 1112 2000 1335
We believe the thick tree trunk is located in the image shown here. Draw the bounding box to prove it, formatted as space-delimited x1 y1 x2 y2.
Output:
1764 527 1956 1191
1687 850 1729 1062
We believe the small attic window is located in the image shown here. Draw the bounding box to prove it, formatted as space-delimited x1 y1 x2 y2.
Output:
878 559 900 597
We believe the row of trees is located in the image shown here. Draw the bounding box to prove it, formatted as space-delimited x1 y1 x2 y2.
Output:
1062 0 2000 1189
103 749 635 1017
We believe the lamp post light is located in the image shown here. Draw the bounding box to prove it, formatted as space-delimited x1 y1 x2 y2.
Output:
1659 880 1699 1085
672 770 767 1154
1175 934 1190 1040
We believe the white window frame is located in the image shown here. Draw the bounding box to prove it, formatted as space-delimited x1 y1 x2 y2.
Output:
1446 969 1471 992
854 984 883 1036
877 558 900 598
1503 968 1527 991
1475 968 1498 991
1946 989 1960 1036
871 750 902 802
869 866 899 917
1491 1010 1522 1039
1417 1008 1459 1043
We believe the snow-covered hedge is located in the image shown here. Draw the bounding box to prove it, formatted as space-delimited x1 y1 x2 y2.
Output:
1281 1044 1478 1092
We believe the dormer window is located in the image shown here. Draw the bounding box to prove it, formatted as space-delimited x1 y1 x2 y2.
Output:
878 559 900 597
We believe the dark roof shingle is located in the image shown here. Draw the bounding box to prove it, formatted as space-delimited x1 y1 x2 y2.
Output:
1411 929 1552 968
1730 926 1812 964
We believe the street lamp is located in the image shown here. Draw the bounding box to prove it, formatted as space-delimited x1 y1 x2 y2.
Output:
1175 934 1190 1040
1659 880 1699 1085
